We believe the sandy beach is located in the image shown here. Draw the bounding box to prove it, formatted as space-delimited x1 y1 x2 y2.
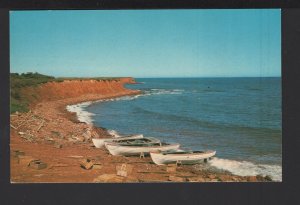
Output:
10 79 272 183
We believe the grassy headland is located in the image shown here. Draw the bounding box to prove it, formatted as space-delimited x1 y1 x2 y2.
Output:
10 72 120 114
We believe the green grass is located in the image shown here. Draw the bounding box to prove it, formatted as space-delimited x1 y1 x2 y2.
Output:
56 77 120 81
10 72 59 113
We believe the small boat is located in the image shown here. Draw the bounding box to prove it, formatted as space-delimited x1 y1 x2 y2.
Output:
92 134 143 148
109 137 161 146
150 150 216 165
105 142 180 156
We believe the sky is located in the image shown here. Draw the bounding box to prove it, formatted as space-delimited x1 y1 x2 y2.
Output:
10 9 281 78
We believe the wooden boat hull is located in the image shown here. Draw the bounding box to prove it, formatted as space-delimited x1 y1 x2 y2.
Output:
150 150 216 165
105 143 180 156
92 134 143 148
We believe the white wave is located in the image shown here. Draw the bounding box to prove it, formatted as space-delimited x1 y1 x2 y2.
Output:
148 88 184 95
209 157 282 181
94 89 184 103
107 129 123 138
66 101 95 125
65 88 184 124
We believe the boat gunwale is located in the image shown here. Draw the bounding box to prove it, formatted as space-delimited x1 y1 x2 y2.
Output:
150 150 216 157
105 142 180 148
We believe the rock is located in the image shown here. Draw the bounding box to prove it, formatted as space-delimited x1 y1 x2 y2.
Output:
264 175 273 181
166 164 177 173
18 132 25 135
80 159 94 170
93 174 124 183
116 164 134 177
208 175 216 179
29 160 47 170
247 176 258 182
256 175 265 181
18 155 37 166
168 175 186 182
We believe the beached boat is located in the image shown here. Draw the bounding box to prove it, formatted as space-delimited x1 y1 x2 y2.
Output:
150 150 216 165
92 134 143 148
105 142 180 156
109 137 161 146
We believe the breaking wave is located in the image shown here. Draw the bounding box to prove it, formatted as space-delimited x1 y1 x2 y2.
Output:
208 157 282 181
107 129 123 138
94 89 185 102
65 88 183 124
66 101 95 125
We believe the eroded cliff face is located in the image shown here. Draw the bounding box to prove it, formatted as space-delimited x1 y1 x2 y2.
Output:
21 77 137 104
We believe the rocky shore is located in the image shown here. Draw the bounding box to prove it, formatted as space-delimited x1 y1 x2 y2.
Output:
10 79 272 183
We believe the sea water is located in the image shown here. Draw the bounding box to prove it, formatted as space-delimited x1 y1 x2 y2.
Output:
74 78 282 181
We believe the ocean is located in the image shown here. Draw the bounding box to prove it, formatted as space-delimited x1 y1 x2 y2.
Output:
72 77 282 181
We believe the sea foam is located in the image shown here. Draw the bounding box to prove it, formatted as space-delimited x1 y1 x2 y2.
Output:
66 101 95 125
208 157 282 181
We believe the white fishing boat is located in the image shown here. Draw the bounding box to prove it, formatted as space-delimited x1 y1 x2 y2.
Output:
150 150 216 165
105 142 180 156
111 137 161 145
92 134 143 148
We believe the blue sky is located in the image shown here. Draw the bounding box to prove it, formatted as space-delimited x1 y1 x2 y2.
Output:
10 9 281 78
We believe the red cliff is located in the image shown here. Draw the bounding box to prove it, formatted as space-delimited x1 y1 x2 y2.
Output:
21 77 139 104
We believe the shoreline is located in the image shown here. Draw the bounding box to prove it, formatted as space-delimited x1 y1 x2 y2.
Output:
67 95 281 182
10 81 273 183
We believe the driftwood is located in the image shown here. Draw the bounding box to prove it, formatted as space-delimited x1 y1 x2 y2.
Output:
10 124 17 130
66 155 84 159
36 120 45 132
11 110 46 133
